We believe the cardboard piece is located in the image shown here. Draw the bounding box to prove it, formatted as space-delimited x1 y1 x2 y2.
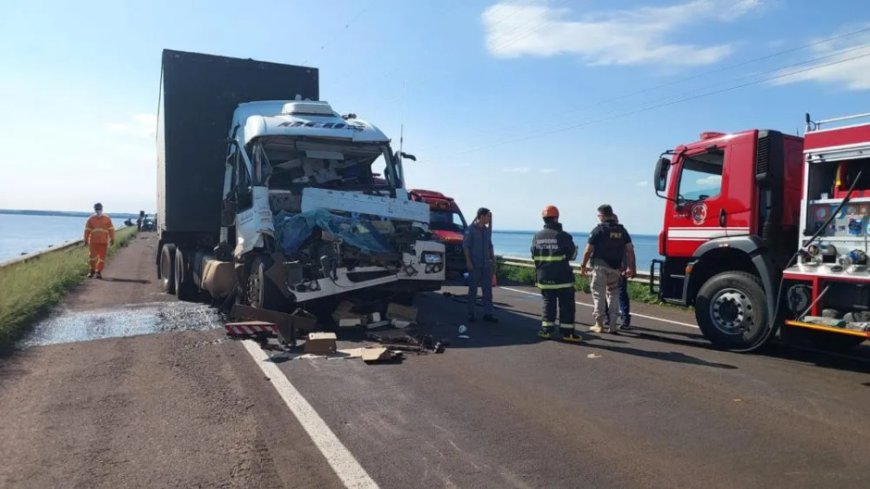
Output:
361 347 402 364
339 317 363 327
303 332 337 355
366 320 392 330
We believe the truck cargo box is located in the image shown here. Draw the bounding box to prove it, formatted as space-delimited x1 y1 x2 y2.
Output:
157 49 319 234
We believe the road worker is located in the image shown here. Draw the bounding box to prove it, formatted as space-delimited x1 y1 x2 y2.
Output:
531 205 581 342
83 202 115 279
579 204 636 334
464 207 498 323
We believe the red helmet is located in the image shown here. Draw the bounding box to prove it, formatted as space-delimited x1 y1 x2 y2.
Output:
542 205 559 218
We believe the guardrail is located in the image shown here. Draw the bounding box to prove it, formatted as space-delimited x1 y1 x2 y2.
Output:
497 255 651 283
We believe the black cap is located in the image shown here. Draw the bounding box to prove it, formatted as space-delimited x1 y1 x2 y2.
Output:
597 204 613 217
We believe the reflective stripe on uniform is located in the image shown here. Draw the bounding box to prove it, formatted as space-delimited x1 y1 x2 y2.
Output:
533 255 565 262
542 321 555 327
536 282 575 290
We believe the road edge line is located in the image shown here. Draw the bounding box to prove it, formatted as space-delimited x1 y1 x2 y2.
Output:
498 286 699 329
240 340 379 489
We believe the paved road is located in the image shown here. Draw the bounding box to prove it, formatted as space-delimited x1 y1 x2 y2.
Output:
1 233 868 488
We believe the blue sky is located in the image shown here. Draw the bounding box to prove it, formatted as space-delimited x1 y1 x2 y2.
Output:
1 0 868 234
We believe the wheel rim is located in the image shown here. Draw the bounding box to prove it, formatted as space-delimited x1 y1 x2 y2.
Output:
246 268 262 308
709 287 756 336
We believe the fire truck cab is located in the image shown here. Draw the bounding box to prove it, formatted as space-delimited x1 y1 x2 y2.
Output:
409 189 468 275
652 115 870 351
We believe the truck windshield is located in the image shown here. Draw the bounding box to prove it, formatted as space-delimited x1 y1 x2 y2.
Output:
255 137 396 193
677 151 724 202
430 210 466 233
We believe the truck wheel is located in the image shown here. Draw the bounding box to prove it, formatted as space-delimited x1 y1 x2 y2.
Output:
245 256 284 311
174 247 197 302
159 243 177 295
695 271 769 350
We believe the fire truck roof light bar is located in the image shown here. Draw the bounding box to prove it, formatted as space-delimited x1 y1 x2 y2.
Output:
806 111 870 131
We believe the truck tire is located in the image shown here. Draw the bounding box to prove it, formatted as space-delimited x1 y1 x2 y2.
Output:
159 243 177 295
695 271 769 350
245 256 284 311
174 247 197 302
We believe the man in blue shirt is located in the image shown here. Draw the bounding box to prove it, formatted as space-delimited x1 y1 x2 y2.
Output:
463 207 498 323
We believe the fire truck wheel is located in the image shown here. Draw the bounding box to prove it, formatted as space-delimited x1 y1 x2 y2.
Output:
246 256 284 311
695 271 768 350
159 243 177 295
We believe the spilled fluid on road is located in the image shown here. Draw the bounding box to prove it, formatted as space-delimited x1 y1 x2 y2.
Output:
22 302 223 347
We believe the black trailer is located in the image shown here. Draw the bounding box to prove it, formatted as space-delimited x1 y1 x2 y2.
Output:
156 49 319 295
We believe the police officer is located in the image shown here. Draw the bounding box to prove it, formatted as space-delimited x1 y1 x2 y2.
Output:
579 204 636 334
531 205 581 342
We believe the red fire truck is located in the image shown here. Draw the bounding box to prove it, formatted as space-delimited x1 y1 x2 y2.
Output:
651 112 870 351
409 189 468 275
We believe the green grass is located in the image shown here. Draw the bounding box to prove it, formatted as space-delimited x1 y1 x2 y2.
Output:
0 227 137 350
496 262 670 306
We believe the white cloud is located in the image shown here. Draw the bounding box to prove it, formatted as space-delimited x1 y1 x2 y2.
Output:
539 168 556 174
105 113 157 139
769 26 870 91
696 175 722 186
481 0 762 66
636 180 649 187
503 167 531 173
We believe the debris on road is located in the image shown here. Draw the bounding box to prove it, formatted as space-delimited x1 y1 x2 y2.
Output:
303 332 337 355
361 347 403 364
587 353 602 359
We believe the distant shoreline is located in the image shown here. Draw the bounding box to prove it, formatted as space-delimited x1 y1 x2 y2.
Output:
0 209 140 220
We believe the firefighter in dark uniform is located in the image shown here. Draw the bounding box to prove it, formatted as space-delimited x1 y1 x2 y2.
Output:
531 205 581 342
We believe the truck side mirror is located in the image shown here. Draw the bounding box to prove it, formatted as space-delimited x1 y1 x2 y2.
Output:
654 157 670 193
221 198 237 226
399 152 416 161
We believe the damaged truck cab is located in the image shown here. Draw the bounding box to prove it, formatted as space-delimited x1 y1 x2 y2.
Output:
156 50 444 318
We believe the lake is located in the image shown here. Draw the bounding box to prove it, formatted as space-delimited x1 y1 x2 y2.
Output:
0 214 96 263
0 214 662 271
492 230 660 271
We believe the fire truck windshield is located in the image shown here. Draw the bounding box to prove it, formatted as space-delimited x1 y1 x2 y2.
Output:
430 209 466 233
677 152 724 202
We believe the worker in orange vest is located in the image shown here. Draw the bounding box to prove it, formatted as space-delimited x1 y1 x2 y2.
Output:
83 202 115 279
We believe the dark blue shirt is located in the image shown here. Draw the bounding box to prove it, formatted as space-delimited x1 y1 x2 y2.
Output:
463 223 493 269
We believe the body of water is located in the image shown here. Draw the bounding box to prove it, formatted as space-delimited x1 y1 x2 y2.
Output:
493 230 660 271
0 214 662 271
0 214 101 263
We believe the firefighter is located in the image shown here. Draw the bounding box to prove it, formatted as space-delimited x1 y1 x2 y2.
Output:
531 205 581 342
579 204 636 334
83 202 115 279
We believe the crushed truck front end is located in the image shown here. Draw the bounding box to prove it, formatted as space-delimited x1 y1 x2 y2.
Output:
211 100 444 313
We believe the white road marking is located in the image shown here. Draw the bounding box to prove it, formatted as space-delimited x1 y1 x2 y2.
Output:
241 340 379 489
498 286 700 329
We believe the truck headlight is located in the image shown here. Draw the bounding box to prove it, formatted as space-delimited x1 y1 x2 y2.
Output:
421 252 444 265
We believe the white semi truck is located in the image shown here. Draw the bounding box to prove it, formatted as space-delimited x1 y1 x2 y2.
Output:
156 50 444 318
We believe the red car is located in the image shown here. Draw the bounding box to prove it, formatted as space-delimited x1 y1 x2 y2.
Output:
409 189 467 275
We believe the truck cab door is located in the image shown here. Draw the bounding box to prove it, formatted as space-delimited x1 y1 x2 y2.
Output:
666 145 731 257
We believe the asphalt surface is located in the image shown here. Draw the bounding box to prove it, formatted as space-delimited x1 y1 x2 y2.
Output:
1 233 869 488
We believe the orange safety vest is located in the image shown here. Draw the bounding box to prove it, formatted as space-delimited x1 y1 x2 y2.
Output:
84 214 116 245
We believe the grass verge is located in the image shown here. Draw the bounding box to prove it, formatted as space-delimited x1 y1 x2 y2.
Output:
496 262 676 306
0 227 137 351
